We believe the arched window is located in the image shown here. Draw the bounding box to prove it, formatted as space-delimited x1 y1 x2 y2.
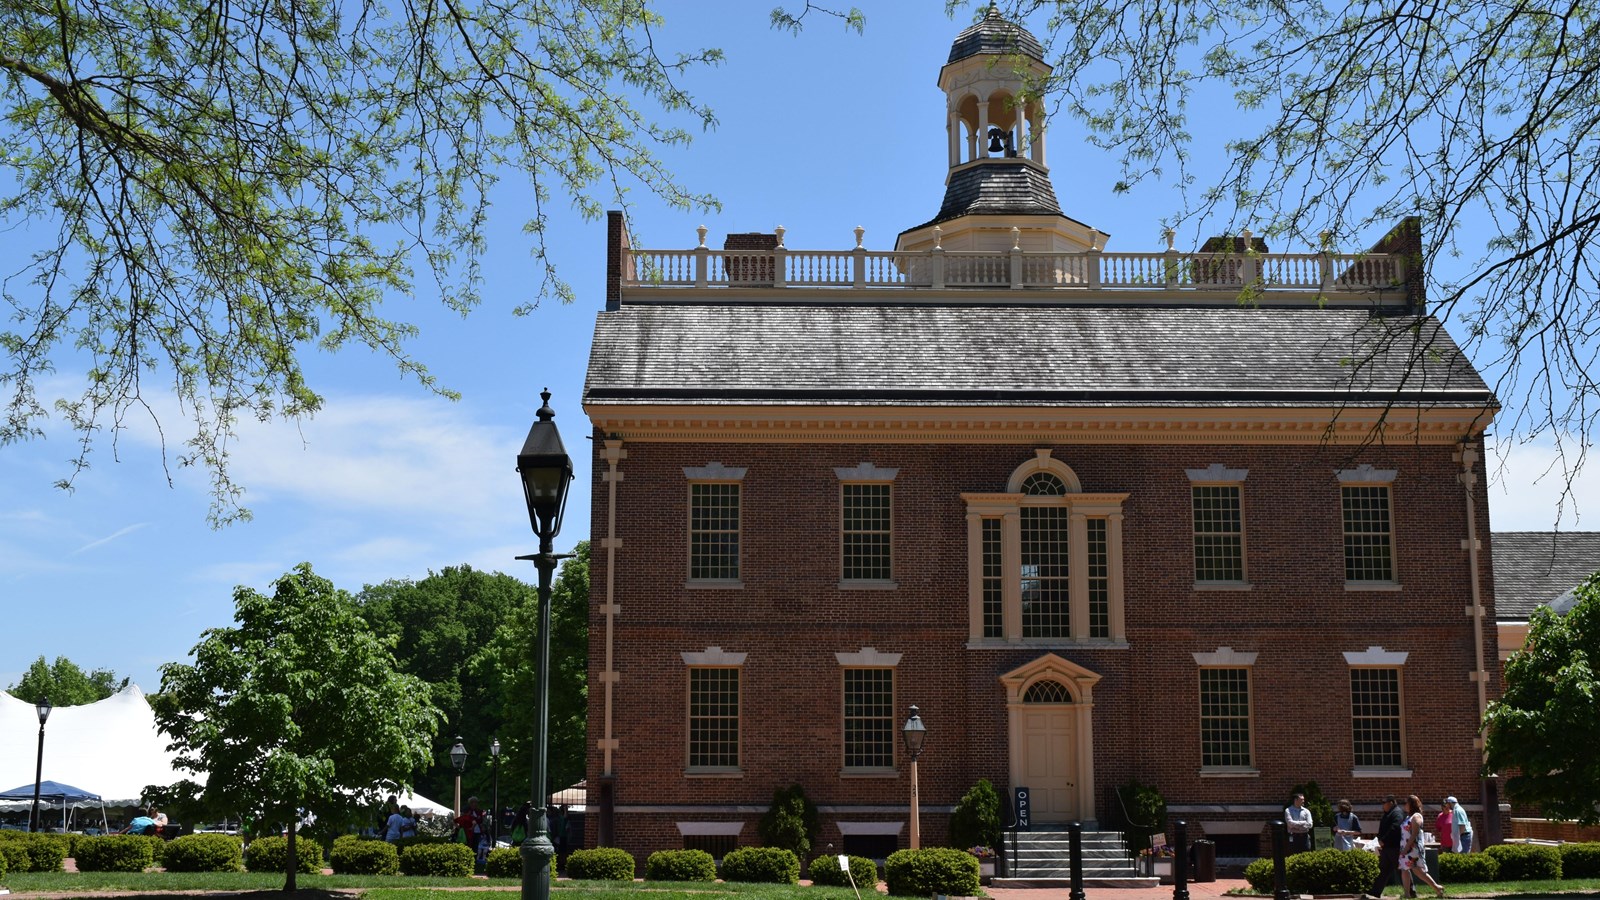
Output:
963 451 1128 644
1023 679 1072 703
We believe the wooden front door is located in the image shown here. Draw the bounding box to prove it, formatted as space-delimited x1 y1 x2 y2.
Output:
1018 704 1078 822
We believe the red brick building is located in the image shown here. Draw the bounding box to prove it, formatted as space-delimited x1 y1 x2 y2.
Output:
579 8 1501 866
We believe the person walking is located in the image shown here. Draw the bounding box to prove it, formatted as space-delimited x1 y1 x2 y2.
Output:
1365 795 1405 899
1333 799 1363 851
1285 793 1315 853
1447 797 1474 853
1399 794 1444 898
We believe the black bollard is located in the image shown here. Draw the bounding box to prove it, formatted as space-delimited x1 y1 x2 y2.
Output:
1272 819 1290 900
1068 821 1086 900
1172 820 1190 900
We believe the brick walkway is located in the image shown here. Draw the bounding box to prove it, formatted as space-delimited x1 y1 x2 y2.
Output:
987 879 1250 900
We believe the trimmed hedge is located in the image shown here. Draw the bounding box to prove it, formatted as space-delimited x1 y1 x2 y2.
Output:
486 847 523 879
0 832 68 872
720 846 800 884
565 846 636 880
399 842 474 877
1438 850 1500 882
645 848 717 881
1244 858 1275 893
329 835 398 875
885 848 980 897
1561 842 1600 879
1486 843 1562 880
1285 848 1378 895
162 833 244 872
244 836 324 874
808 853 879 888
73 835 156 872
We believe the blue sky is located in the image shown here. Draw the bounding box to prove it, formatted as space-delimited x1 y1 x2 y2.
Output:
3 4 1596 694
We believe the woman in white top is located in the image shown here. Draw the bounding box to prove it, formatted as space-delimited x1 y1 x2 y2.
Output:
1399 794 1444 898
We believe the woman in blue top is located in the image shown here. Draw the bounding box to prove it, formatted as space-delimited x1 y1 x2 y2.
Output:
1332 799 1362 850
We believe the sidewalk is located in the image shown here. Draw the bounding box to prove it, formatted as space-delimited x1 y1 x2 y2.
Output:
986 880 1250 900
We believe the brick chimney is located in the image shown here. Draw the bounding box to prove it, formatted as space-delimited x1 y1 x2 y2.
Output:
723 232 778 286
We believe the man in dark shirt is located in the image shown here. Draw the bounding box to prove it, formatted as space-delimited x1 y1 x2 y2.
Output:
1366 796 1404 898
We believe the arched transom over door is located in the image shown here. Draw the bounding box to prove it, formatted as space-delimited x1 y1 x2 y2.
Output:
1001 654 1102 823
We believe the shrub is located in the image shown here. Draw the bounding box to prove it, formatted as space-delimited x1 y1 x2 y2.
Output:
1438 851 1500 883
948 779 1002 852
645 848 717 881
1283 848 1378 895
565 846 636 880
0 832 67 872
809 853 879 888
390 834 454 851
1117 781 1168 854
73 835 155 872
758 784 818 861
244 836 324 874
163 833 244 872
0 846 6 879
885 847 980 897
329 835 398 875
1244 858 1275 893
486 846 523 879
720 846 800 884
398 842 474 876
1486 843 1563 880
1561 842 1600 879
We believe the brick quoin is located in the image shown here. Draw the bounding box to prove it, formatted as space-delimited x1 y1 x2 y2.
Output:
583 436 1498 860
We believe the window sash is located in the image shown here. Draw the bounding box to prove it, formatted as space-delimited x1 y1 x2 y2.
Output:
688 667 740 768
1021 506 1070 638
690 483 741 580
842 483 892 581
1192 485 1245 582
1350 667 1404 767
1199 667 1253 768
1342 485 1394 582
842 668 894 768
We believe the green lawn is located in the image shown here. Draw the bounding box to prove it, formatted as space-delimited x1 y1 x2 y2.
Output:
0 873 870 898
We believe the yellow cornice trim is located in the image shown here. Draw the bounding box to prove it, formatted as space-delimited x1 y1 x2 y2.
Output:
583 403 1494 445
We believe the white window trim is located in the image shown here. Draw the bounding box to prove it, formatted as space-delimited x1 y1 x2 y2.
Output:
839 469 897 588
686 466 744 587
1196 649 1258 775
1348 649 1408 776
839 662 897 777
684 462 748 481
835 647 903 666
683 648 743 776
1188 469 1250 588
1339 476 1400 589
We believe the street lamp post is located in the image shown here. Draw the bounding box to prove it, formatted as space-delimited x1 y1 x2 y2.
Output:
491 738 502 847
29 697 51 833
450 737 467 818
515 388 574 900
902 705 926 850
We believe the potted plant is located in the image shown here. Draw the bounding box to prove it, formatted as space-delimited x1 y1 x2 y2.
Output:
968 845 996 878
1139 844 1175 879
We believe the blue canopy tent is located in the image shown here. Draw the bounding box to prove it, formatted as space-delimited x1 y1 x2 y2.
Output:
0 780 108 832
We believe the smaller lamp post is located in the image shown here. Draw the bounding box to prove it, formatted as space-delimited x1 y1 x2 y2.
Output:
491 737 502 846
29 697 51 833
903 705 926 850
450 736 468 818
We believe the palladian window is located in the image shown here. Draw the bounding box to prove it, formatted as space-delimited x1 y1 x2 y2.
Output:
964 450 1128 644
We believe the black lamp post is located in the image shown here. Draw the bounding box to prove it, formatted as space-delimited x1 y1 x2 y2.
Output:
29 696 51 833
491 738 502 847
902 705 926 850
450 736 467 818
515 388 574 900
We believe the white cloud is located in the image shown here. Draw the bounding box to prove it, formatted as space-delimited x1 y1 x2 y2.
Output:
1487 435 1600 531
71 522 150 555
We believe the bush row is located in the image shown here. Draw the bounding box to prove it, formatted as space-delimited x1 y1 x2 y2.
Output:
1244 842 1600 894
0 831 70 872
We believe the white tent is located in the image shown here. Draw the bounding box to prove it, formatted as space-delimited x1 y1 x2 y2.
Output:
0 684 191 806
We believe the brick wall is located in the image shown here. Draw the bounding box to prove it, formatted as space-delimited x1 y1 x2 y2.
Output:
584 435 1498 863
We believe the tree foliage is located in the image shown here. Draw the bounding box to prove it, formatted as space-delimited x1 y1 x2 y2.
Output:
5 656 127 705
152 563 440 889
0 0 722 525
962 0 1600 505
1484 571 1600 824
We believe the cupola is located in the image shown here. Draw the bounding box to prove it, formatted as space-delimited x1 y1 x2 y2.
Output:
897 4 1107 258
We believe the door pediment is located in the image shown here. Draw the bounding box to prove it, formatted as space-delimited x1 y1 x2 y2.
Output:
999 653 1102 704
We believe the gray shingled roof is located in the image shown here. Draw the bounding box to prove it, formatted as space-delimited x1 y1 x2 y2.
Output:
1492 531 1600 619
948 5 1046 64
585 305 1493 406
902 163 1073 234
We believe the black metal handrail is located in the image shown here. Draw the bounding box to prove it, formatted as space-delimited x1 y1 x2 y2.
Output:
1107 783 1158 864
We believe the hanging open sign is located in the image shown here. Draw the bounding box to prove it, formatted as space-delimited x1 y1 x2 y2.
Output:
1014 786 1031 830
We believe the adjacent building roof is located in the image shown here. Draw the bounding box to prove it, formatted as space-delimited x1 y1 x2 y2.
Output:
585 304 1492 406
947 4 1046 64
1492 531 1600 619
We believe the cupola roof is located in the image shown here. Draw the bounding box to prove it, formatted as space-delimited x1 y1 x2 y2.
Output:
947 3 1046 64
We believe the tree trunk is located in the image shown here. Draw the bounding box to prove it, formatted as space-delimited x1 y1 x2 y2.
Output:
286 817 298 892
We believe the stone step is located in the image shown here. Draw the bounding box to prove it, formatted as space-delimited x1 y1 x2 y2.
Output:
993 876 1161 889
